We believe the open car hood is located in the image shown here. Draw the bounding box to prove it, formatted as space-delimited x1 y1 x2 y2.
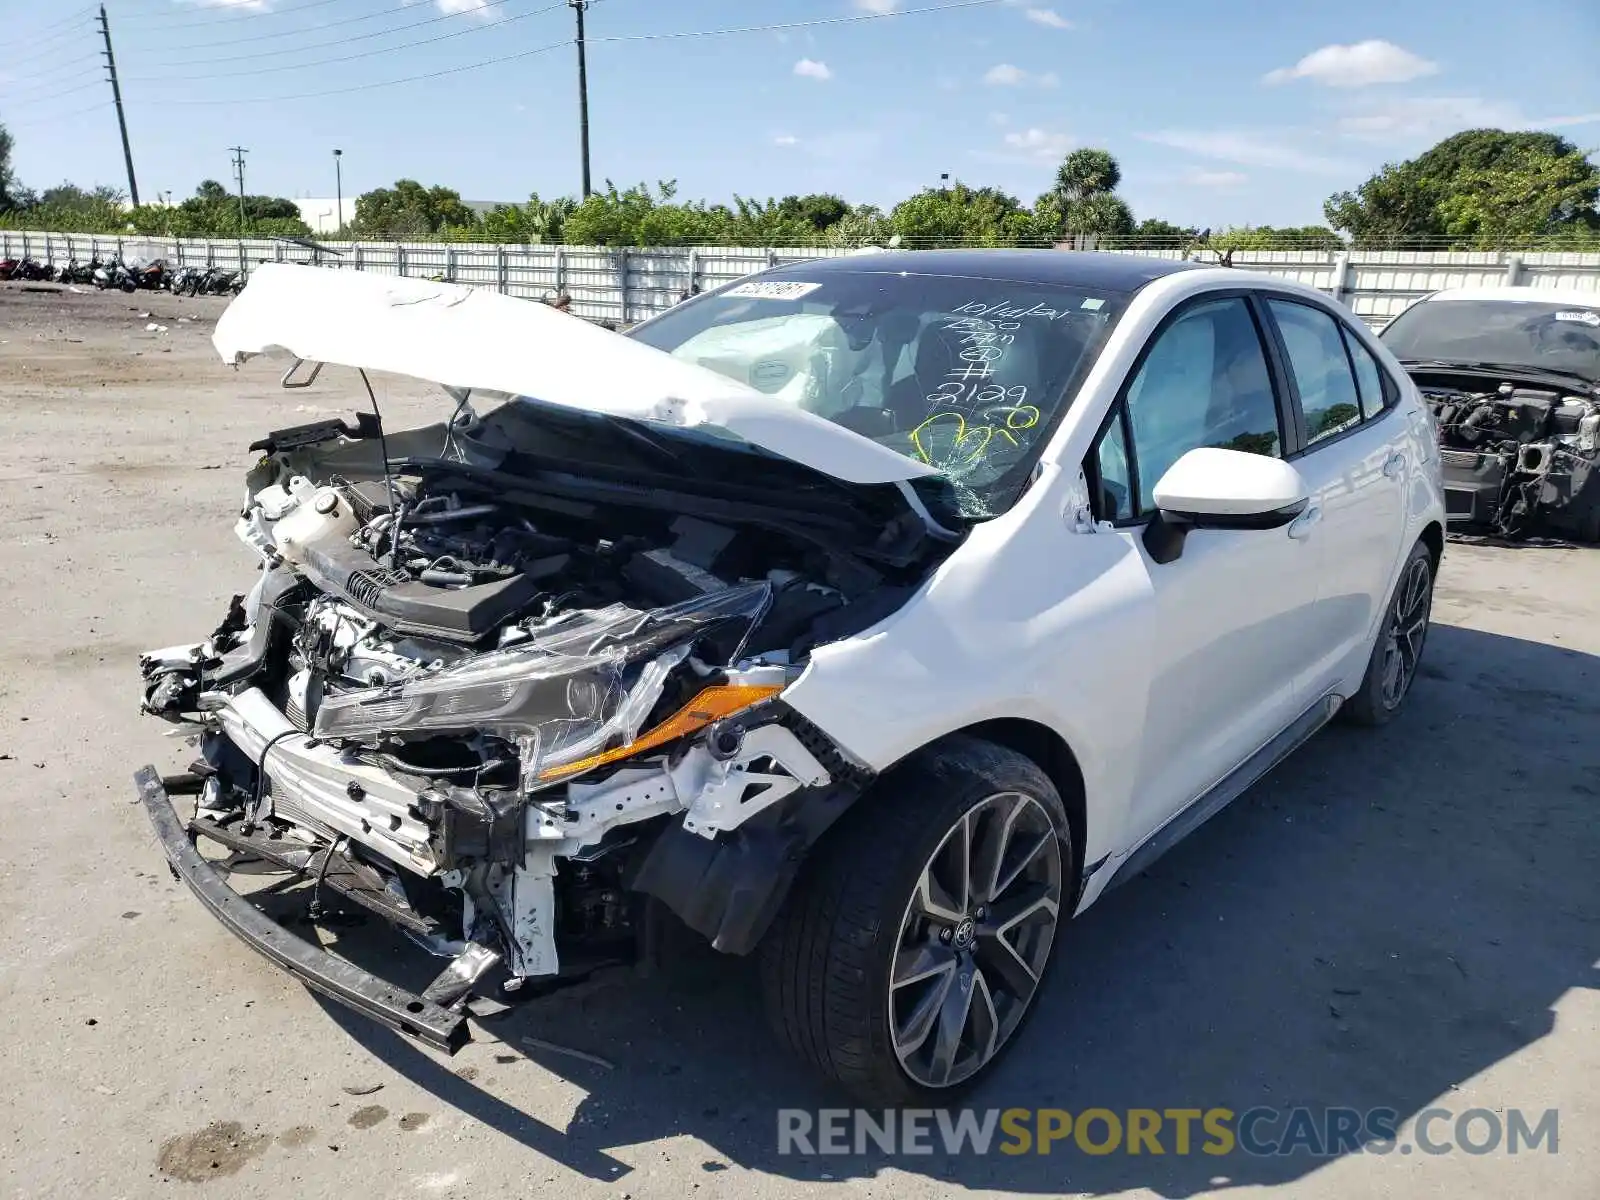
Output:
213 262 936 487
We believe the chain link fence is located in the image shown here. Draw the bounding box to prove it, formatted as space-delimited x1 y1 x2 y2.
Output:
4 230 1598 329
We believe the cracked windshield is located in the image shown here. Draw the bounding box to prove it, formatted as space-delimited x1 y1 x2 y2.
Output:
629 273 1126 516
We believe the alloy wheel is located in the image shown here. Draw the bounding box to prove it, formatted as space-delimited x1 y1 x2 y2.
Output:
1380 555 1432 710
888 791 1062 1089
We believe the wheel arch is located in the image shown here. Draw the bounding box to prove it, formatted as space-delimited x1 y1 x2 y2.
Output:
1419 519 1444 570
934 717 1088 906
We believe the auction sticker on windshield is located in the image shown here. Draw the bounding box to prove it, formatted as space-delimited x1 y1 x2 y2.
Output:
1553 310 1600 326
724 281 822 300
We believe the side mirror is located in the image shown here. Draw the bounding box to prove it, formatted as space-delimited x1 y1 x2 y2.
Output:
1143 447 1309 564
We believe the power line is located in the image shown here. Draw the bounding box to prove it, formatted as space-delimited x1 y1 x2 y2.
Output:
121 0 396 32
588 0 1006 47
0 81 106 110
1 101 112 133
14 5 99 38
7 6 98 43
127 0 568 83
158 0 521 55
123 0 1003 107
147 36 574 105
9 16 99 59
0 57 105 97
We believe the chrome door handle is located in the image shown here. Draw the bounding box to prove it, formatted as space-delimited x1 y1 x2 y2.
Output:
1383 452 1407 480
1287 504 1322 540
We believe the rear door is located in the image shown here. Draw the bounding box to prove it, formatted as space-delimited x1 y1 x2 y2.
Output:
1260 298 1410 697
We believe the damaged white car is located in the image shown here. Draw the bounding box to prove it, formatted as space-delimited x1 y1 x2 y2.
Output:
138 253 1446 1104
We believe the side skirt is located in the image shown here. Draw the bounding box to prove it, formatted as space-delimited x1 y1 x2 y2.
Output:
1102 693 1342 893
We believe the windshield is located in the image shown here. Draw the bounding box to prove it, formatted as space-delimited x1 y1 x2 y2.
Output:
1381 298 1600 384
627 270 1127 517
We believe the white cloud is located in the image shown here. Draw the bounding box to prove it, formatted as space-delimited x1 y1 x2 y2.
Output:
1184 168 1247 188
1335 95 1520 141
853 0 901 12
1002 128 1075 160
984 63 1057 87
1140 129 1356 175
990 112 1010 125
793 58 833 81
773 134 800 147
181 0 270 8
433 0 496 15
1538 111 1600 128
1024 7 1073 28
1264 40 1438 88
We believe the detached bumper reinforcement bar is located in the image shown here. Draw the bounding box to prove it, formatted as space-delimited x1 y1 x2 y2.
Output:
135 764 470 1055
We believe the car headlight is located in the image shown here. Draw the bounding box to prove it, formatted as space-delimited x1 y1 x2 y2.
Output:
312 581 778 779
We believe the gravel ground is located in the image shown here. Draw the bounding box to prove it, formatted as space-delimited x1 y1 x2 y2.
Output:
0 283 1594 1199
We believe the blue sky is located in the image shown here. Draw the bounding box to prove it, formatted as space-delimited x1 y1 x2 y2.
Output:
2 0 1598 228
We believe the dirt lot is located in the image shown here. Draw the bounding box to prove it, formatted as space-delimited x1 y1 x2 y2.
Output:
0 283 1594 1199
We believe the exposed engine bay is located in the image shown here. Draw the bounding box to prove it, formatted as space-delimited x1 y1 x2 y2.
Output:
138 393 953 1012
1415 373 1600 541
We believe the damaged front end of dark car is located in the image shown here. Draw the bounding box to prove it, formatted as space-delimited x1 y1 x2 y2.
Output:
1381 290 1600 541
136 264 962 1050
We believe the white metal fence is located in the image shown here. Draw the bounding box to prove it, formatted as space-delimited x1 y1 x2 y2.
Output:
4 229 1598 329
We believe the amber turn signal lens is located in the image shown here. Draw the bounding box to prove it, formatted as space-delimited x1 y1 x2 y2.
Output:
538 684 783 781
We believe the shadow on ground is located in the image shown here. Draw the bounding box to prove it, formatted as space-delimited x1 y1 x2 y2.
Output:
282 622 1597 1195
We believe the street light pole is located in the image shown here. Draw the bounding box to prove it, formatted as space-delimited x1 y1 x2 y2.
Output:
570 0 592 198
333 149 344 233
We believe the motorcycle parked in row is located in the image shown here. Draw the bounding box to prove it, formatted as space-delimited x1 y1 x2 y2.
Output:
55 259 99 285
129 257 169 291
93 257 138 292
168 265 243 296
0 256 55 281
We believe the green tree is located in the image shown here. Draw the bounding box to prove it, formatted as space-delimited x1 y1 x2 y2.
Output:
1324 129 1600 247
1203 224 1346 251
776 193 850 232
724 196 816 245
1131 217 1199 242
479 193 577 243
126 179 311 237
889 182 1040 246
351 180 480 239
1436 148 1600 247
16 183 126 232
0 121 19 212
561 180 730 246
1036 147 1137 240
822 204 892 247
1053 148 1121 205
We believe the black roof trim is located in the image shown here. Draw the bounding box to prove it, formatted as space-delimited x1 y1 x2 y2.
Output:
760 248 1202 292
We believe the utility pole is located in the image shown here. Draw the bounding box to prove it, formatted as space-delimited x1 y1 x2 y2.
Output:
333 149 344 233
97 5 139 207
230 147 249 233
570 0 592 198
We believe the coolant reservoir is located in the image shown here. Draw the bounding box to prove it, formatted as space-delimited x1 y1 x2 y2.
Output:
271 486 358 564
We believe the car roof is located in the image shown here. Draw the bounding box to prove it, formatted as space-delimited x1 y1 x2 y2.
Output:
759 248 1203 294
1420 285 1600 307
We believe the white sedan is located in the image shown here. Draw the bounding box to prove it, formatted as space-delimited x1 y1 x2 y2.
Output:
137 250 1447 1105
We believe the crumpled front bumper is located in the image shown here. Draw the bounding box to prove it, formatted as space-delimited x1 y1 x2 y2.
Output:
135 765 470 1054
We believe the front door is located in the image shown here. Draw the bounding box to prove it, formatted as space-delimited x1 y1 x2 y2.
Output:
1089 294 1325 849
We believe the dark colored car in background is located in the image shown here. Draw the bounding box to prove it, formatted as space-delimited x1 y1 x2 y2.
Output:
1380 287 1600 541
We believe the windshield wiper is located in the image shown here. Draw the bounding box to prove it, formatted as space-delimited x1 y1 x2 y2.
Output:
1398 358 1596 393
596 413 682 466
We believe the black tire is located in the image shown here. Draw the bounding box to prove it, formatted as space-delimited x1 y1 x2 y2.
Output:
759 735 1073 1105
1342 539 1435 727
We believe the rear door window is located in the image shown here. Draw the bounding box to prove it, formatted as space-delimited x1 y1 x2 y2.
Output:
1267 300 1364 446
